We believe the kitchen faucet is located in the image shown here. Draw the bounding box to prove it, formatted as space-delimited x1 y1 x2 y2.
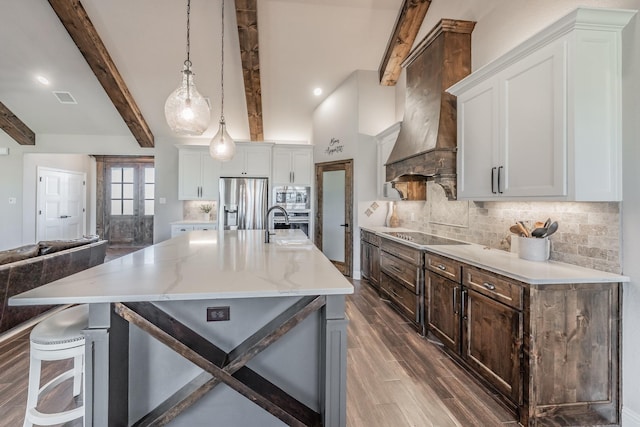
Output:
264 206 289 243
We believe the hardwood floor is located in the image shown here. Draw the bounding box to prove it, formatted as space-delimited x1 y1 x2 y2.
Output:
0 277 518 426
346 279 518 427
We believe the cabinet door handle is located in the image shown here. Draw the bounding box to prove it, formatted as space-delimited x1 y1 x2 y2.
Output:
498 166 504 194
453 286 458 314
483 282 496 291
491 167 497 194
416 267 422 324
59 215 70 219
461 289 468 320
292 171 295 182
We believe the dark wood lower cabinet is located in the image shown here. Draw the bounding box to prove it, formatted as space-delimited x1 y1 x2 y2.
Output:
378 237 423 332
361 229 621 426
360 231 380 289
427 271 460 352
462 289 522 405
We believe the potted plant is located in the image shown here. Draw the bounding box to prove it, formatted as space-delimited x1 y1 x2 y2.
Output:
200 204 213 221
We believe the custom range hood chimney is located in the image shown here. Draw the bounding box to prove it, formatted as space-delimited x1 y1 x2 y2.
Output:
385 19 475 200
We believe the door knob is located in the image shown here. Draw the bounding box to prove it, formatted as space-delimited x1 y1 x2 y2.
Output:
340 223 349 227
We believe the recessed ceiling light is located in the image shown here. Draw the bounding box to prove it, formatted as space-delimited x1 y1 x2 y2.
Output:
36 75 50 85
313 87 322 96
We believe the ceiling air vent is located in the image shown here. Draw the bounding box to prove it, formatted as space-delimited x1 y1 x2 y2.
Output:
53 91 77 104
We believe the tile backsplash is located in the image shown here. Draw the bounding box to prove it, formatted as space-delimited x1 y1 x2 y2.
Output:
183 201 217 221
393 182 621 273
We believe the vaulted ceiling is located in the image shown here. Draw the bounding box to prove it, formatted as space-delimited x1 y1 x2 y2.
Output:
0 0 508 148
0 0 406 147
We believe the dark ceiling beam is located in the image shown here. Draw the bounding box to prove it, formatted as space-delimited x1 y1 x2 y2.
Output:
235 0 264 141
48 0 154 148
378 0 431 86
0 101 36 145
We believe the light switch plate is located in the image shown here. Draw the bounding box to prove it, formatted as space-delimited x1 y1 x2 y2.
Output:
0 147 9 155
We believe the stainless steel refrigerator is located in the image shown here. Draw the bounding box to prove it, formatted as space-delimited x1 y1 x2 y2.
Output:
218 178 268 230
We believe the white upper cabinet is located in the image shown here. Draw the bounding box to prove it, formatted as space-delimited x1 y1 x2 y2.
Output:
220 142 273 177
272 145 313 185
448 8 635 201
178 147 220 201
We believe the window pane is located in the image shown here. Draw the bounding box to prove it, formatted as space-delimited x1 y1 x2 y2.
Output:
123 200 134 215
111 167 122 183
122 183 134 199
145 200 155 216
145 167 155 183
111 200 122 215
145 183 155 199
122 167 134 182
111 183 122 199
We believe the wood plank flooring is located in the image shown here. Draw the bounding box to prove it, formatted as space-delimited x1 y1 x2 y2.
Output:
0 276 519 426
346 279 518 427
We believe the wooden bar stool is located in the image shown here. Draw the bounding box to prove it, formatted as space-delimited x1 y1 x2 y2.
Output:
23 304 88 427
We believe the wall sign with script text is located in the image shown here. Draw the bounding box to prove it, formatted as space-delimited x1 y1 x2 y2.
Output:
325 137 344 155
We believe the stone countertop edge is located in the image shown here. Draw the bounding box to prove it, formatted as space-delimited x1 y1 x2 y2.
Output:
9 230 354 306
171 220 218 225
361 226 629 285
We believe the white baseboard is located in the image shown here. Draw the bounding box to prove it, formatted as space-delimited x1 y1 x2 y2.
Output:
353 271 362 280
623 407 640 427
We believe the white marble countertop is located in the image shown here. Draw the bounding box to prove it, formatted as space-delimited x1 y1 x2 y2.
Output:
10 230 353 306
361 226 628 284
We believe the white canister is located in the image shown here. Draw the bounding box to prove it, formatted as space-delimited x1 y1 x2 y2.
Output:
517 236 550 261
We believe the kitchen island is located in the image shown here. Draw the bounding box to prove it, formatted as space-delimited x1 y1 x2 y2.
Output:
10 229 353 427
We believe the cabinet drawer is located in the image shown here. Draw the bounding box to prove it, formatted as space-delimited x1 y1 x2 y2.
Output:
171 224 194 238
463 266 523 310
380 252 418 293
380 238 422 265
361 230 380 246
380 272 418 323
426 252 461 282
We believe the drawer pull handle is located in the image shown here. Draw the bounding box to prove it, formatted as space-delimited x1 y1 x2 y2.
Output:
437 264 446 271
483 282 496 291
390 265 402 273
390 289 403 300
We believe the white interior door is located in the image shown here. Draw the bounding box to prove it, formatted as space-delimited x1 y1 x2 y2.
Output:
37 167 86 241
322 170 346 262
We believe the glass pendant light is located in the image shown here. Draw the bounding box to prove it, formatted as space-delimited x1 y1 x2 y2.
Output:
210 0 236 161
165 0 210 136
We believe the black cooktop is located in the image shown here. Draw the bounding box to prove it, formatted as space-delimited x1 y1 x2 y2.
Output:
382 231 469 246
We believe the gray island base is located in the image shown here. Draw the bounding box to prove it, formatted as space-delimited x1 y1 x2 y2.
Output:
10 230 353 427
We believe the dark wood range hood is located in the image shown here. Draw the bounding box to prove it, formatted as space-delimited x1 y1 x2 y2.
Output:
385 19 475 201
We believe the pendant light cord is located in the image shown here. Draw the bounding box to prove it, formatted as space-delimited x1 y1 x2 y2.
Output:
220 0 225 122
185 0 192 68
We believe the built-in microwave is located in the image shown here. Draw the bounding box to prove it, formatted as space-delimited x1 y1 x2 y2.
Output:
273 186 310 211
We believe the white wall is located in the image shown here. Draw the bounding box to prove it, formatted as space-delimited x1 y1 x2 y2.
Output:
313 70 396 277
1 133 202 247
22 153 95 245
621 7 640 426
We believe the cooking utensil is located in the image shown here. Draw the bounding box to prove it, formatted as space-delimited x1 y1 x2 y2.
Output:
533 221 545 229
543 218 551 228
510 224 525 236
517 221 530 237
542 221 558 237
531 227 547 238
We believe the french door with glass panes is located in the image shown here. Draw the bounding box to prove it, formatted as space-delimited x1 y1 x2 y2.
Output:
108 163 154 245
